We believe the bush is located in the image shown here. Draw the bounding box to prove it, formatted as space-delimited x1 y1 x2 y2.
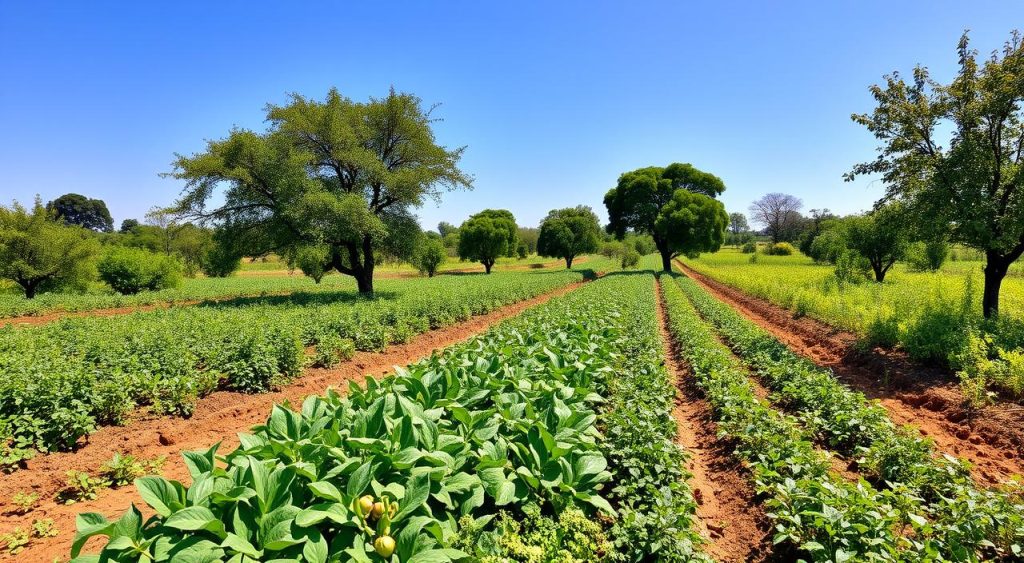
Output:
98 247 182 295
808 229 847 263
201 244 242 277
292 244 329 283
764 242 795 256
740 241 757 253
413 237 447 277
906 240 949 272
833 250 871 285
620 247 640 269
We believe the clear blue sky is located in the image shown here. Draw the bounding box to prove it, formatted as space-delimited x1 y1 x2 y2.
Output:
0 1 1019 231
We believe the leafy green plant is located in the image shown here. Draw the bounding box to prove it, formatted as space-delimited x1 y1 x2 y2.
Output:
32 519 58 538
1 527 29 555
57 470 109 504
99 453 165 487
11 490 39 514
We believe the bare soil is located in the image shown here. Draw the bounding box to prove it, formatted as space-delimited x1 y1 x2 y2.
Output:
654 280 772 562
0 281 586 562
677 261 1024 487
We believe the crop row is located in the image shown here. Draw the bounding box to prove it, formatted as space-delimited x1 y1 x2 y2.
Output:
71 272 707 562
671 273 1024 560
0 270 596 470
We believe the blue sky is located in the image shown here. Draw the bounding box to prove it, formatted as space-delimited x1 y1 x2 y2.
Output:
0 1 1019 231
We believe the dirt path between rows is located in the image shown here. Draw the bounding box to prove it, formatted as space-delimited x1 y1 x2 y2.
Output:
653 279 771 562
676 261 1024 487
0 280 587 561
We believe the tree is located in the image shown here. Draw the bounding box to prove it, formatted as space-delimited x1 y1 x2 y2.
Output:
848 31 1024 317
437 222 458 238
47 193 114 232
0 199 99 298
413 236 447 277
728 212 749 235
457 209 518 273
605 163 726 271
797 208 837 255
748 193 803 243
654 189 729 258
119 218 140 234
168 88 472 294
291 244 330 283
98 247 183 294
845 204 908 282
537 206 601 268
517 227 540 254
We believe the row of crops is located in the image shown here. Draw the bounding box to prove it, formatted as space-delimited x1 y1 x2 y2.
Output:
0 269 606 471
661 272 1024 561
71 272 710 562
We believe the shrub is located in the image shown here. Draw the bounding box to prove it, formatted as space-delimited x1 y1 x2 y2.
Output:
764 242 795 255
313 333 356 368
833 250 871 285
620 247 640 269
809 229 847 263
413 237 447 277
906 240 949 272
292 244 329 283
740 241 757 253
100 453 165 487
98 247 182 295
201 244 242 277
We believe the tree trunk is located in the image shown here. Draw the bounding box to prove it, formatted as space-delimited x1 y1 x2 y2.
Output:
22 280 39 299
484 260 493 274
356 268 374 293
871 260 886 283
654 236 673 272
565 256 573 269
983 253 1009 318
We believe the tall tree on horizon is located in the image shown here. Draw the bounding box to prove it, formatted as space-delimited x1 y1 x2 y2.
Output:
167 88 472 293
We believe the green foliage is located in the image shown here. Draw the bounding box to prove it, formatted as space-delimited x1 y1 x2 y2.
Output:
906 240 949 272
833 250 871 285
171 88 472 293
98 246 183 295
72 274 704 562
291 244 330 283
0 198 99 298
619 247 640 269
764 242 795 256
58 470 110 504
201 238 243 277
1 527 29 555
47 193 114 233
537 206 601 268
740 241 756 253
11 491 39 514
808 227 847 263
848 31 1024 316
604 163 726 270
0 268 600 467
412 236 447 277
100 453 165 487
844 204 908 282
670 273 1024 558
312 333 356 368
455 507 612 562
457 209 519 273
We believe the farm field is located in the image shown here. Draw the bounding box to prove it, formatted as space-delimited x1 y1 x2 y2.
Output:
681 248 1024 331
0 255 577 322
0 262 616 473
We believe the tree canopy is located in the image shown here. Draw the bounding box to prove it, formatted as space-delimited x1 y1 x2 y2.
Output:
47 193 114 232
655 189 729 258
847 31 1024 316
167 88 472 293
457 209 518 273
604 163 726 271
844 204 908 282
537 206 601 268
0 199 99 298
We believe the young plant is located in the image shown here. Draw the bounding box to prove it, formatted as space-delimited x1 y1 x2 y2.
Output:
99 453 165 487
57 470 109 504
10 491 39 514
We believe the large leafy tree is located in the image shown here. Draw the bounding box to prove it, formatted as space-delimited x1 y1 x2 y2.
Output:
457 209 518 273
604 163 726 271
0 199 99 298
167 88 472 293
848 31 1024 317
537 206 601 268
655 189 729 259
47 193 114 232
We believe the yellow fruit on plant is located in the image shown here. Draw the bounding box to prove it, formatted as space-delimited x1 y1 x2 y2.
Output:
374 535 396 558
358 495 374 516
370 501 385 520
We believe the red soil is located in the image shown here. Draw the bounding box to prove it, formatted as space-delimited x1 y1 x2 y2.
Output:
654 280 771 562
0 281 586 562
677 261 1024 487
